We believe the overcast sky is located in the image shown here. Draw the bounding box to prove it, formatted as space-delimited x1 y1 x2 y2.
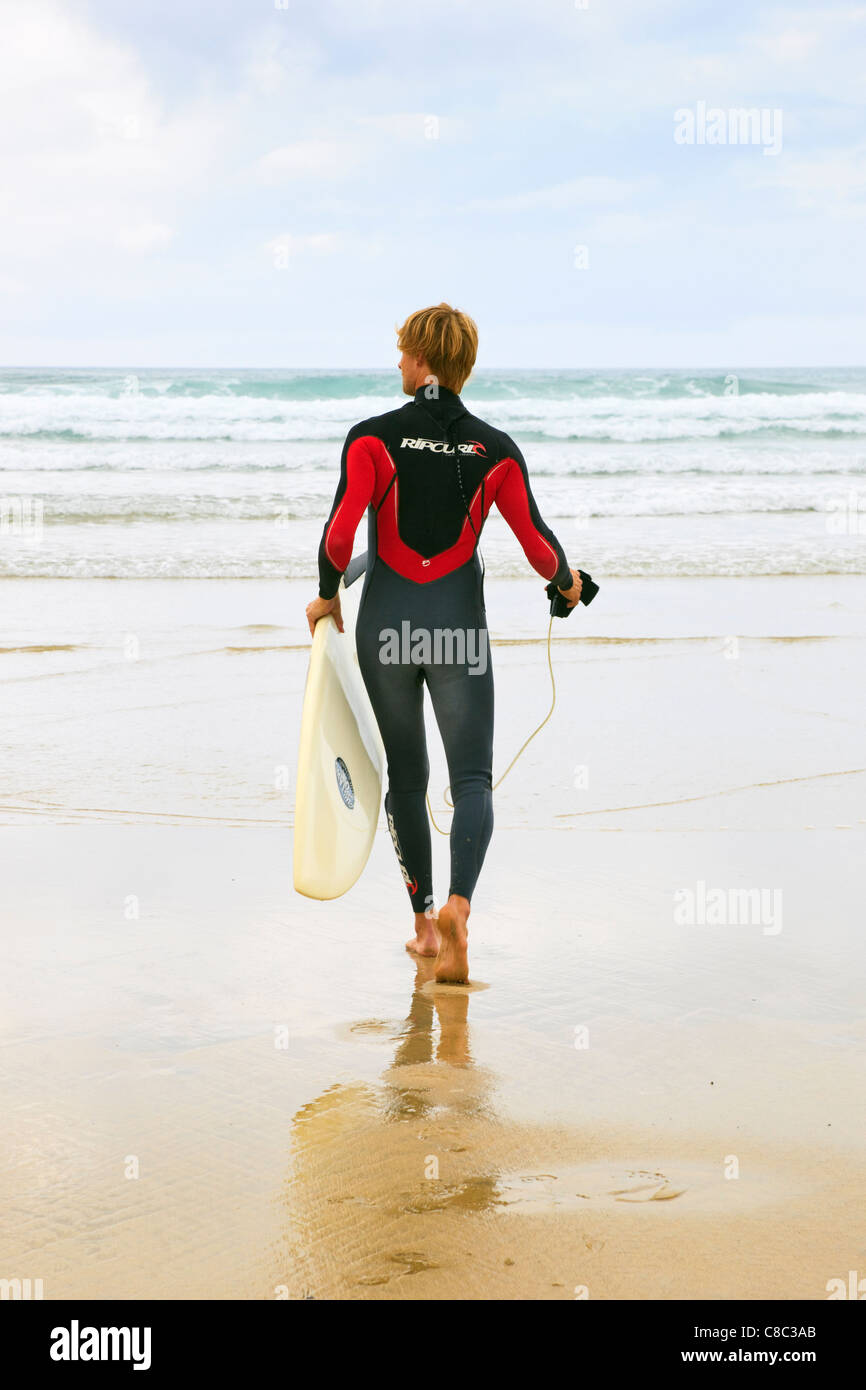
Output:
2 0 864 368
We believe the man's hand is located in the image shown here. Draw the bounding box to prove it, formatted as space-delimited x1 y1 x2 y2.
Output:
556 568 583 608
306 593 344 638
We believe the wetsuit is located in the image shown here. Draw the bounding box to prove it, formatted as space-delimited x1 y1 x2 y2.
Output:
317 384 571 913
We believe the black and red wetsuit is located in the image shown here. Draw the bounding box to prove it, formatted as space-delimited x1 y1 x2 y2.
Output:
317 384 572 913
318 385 572 601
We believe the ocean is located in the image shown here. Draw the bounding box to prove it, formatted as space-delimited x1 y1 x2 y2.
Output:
1 366 865 579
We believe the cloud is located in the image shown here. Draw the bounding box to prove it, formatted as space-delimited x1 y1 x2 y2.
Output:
469 176 656 213
115 222 175 253
254 113 451 185
256 140 351 182
740 143 866 218
2 0 865 365
265 232 341 262
0 0 226 266
752 26 820 64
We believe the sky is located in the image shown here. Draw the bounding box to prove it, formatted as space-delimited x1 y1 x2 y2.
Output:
1 0 864 368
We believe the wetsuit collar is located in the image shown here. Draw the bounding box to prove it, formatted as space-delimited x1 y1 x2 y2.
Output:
412 384 466 420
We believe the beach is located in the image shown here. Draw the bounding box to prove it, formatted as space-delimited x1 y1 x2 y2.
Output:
2 367 865 1300
2 568 865 1299
3 0 864 1316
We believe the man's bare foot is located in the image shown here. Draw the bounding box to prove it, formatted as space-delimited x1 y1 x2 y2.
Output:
406 911 440 957
435 895 470 983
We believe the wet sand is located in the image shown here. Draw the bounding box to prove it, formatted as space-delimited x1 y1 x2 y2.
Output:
1 576 865 1298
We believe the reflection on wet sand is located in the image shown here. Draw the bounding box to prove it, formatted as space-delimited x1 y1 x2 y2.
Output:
392 958 469 1067
281 959 508 1297
278 959 861 1301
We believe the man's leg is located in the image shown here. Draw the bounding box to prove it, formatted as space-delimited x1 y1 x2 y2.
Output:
424 630 495 981
357 635 438 953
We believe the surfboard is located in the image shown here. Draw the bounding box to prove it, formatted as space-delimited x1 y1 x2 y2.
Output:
293 556 385 900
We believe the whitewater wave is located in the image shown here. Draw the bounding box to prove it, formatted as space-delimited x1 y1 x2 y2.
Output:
2 387 866 444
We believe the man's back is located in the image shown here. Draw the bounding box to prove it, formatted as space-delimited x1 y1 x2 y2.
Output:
317 384 572 598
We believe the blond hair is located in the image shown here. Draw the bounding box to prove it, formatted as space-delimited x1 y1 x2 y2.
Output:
397 303 478 393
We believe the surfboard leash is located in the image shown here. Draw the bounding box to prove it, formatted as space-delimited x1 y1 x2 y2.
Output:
425 611 557 836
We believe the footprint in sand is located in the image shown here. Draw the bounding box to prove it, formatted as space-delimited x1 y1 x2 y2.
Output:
402 1175 500 1215
614 1182 687 1202
356 1251 439 1285
494 1164 689 1211
340 1018 402 1040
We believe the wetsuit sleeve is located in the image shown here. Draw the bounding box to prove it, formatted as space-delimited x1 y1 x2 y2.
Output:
492 438 572 588
317 429 377 599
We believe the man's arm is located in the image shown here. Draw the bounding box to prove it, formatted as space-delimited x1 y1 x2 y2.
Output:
492 438 573 589
317 430 377 599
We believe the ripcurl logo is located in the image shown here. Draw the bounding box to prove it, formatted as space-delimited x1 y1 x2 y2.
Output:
387 810 417 896
401 437 486 456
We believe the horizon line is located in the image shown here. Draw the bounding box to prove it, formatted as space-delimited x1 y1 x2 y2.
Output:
1 363 865 373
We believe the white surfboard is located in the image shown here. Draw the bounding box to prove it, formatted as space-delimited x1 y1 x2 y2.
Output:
293 559 385 900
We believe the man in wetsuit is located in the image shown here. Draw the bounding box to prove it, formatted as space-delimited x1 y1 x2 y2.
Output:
306 304 582 982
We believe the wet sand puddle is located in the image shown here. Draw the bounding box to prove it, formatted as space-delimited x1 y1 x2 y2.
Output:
490 1160 786 1212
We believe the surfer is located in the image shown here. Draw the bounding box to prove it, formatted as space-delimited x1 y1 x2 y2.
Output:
306 304 582 982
